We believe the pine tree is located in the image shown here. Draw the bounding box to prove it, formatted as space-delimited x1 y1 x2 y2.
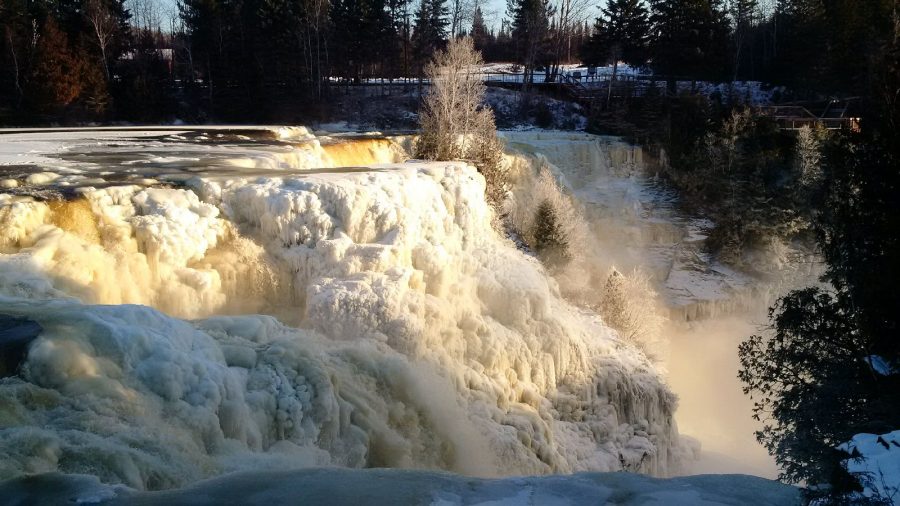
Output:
411 0 449 74
648 0 730 88
581 0 649 86
494 20 513 61
507 0 554 87
178 0 226 89
331 0 395 81
470 5 490 51
531 199 570 267
739 23 900 502
771 0 894 94
26 16 85 112
386 0 412 77
0 0 32 109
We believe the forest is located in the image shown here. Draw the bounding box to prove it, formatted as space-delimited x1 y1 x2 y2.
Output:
0 0 892 123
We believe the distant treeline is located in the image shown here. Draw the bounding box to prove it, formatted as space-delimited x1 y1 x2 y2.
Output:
0 0 895 124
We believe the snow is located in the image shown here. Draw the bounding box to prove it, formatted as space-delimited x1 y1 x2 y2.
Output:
0 467 800 505
477 63 643 82
499 131 817 479
500 131 755 314
474 63 782 105
0 126 827 501
839 431 900 503
486 90 587 130
0 128 690 492
865 355 896 376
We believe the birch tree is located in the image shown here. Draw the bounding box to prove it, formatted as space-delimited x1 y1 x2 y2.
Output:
85 0 120 80
416 37 508 209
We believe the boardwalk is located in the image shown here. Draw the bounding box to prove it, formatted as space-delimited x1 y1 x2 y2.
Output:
756 100 860 131
338 72 861 129
481 72 667 110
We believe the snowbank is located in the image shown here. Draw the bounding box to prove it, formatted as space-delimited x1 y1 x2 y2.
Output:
0 467 801 505
840 431 900 503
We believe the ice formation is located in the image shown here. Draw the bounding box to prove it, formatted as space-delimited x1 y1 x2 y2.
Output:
0 128 688 491
499 131 818 478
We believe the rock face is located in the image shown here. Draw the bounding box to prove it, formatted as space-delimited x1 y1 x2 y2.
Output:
0 315 41 377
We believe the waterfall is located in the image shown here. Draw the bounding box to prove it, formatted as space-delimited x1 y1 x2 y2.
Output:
0 128 690 491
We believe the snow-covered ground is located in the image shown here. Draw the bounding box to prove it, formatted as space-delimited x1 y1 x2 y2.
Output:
321 62 779 132
478 62 642 80
0 467 801 505
310 85 587 132
839 431 900 503
487 89 587 130
477 63 782 105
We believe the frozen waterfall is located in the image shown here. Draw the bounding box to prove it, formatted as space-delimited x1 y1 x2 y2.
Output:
0 128 691 491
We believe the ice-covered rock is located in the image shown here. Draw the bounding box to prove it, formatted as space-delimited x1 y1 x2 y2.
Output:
0 129 688 491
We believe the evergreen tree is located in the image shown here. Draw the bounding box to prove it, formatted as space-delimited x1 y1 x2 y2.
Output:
493 20 514 61
386 0 412 77
531 199 570 268
411 0 449 74
470 5 490 51
581 0 650 76
648 0 730 88
178 0 226 88
507 0 554 87
771 0 894 94
330 0 395 82
730 0 757 80
739 21 900 502
739 134 900 500
26 16 85 113
0 0 33 110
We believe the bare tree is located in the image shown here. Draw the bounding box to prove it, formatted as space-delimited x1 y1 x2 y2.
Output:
300 0 330 99
449 0 475 37
85 0 118 80
4 26 23 106
550 0 592 75
131 0 164 33
417 36 489 159
416 37 508 210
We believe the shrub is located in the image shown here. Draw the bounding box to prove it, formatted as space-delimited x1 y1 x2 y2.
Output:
531 199 570 268
415 37 508 213
600 268 665 353
533 101 553 128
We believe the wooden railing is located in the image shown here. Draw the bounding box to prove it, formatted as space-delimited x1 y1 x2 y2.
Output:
756 104 860 131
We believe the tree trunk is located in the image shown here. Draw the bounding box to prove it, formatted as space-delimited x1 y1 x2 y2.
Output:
100 44 109 81
6 29 23 107
607 55 618 108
